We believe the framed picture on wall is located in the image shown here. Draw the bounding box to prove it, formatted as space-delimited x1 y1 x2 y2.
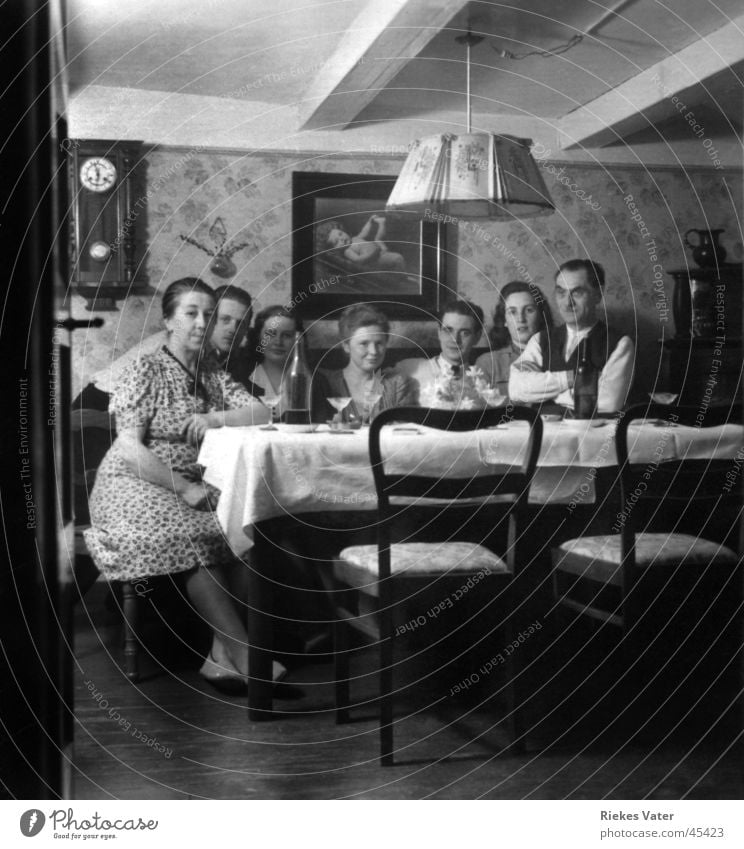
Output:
291 172 446 319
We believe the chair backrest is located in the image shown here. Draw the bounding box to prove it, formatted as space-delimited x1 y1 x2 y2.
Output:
615 402 742 579
71 408 116 525
368 405 543 576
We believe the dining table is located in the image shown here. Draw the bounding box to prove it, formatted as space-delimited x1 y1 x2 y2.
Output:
198 416 743 718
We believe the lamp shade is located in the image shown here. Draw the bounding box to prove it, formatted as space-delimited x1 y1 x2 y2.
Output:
386 133 554 219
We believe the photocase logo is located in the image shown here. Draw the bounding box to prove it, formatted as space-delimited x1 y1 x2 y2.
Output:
20 809 46 837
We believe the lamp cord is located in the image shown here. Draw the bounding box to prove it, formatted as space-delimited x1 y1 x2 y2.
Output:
492 33 583 61
466 39 471 133
455 32 484 134
489 0 639 61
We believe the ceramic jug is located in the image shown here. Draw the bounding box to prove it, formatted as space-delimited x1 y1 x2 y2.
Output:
684 229 727 267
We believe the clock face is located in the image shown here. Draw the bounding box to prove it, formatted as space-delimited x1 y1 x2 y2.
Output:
80 157 117 193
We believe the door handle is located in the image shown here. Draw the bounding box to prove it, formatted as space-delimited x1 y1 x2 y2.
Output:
56 318 104 331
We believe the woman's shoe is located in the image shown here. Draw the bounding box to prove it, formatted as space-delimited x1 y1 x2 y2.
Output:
199 653 289 695
199 653 248 695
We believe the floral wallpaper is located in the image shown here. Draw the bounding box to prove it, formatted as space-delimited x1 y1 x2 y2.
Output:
72 147 743 399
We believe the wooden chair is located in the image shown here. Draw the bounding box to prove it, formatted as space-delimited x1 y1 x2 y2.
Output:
331 405 543 765
551 403 741 710
71 407 140 681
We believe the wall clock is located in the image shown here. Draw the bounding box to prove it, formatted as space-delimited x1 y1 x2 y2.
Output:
79 156 118 193
68 139 144 309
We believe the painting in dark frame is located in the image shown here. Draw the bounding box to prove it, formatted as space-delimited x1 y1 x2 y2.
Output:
291 172 446 320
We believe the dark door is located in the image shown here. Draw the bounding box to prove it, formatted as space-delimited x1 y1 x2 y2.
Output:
0 0 75 799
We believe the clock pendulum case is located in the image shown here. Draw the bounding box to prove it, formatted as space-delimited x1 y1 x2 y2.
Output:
68 140 144 309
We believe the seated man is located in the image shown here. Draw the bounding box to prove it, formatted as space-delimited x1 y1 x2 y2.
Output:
208 285 255 390
395 299 485 403
509 259 634 413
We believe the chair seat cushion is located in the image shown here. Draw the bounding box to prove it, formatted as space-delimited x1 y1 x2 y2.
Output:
335 542 507 594
554 532 739 585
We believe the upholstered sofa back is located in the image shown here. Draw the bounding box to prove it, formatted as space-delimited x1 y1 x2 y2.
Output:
309 347 490 372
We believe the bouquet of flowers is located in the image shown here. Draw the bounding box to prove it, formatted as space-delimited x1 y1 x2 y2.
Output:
419 365 504 410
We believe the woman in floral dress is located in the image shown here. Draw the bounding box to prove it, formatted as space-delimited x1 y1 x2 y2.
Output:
84 277 282 691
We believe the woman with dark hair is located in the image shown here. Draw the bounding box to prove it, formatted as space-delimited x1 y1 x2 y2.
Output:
476 281 553 397
84 278 285 692
246 304 329 422
248 305 304 397
323 303 414 423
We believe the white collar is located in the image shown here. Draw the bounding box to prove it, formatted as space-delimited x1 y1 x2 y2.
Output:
252 363 282 396
566 322 598 340
565 322 598 356
436 355 462 375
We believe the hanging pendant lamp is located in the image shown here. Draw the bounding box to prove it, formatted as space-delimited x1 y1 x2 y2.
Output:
386 33 554 220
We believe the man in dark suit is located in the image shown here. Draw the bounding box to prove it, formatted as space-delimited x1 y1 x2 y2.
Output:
209 285 257 390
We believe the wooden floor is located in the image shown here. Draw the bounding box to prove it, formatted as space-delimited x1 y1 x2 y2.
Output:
71 583 744 800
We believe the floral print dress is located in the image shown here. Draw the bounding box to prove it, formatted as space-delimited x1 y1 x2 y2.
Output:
84 347 257 581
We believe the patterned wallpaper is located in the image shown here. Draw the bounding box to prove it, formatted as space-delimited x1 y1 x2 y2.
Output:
73 148 743 398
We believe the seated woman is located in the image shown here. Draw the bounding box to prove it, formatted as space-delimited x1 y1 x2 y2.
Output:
475 281 553 398
83 277 285 693
323 303 414 423
247 304 329 422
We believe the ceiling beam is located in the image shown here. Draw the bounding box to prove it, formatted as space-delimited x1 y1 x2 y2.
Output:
299 0 469 131
557 14 744 149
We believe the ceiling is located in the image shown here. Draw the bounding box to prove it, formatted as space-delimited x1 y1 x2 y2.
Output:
66 0 744 154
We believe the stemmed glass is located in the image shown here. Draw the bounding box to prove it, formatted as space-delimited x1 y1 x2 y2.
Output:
361 389 383 425
260 393 282 430
478 387 506 407
327 396 352 426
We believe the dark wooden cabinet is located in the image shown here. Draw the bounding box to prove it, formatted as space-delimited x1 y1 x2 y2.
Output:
661 264 742 405
662 336 741 406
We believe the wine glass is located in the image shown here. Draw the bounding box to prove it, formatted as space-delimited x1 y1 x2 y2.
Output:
327 396 352 427
361 390 383 425
260 394 281 430
478 387 506 407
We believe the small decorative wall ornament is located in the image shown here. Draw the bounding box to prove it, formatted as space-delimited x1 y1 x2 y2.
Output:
179 217 254 278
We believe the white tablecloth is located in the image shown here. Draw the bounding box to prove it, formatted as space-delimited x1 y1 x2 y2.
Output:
199 420 743 555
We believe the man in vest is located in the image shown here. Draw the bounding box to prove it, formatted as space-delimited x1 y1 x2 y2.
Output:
509 259 634 413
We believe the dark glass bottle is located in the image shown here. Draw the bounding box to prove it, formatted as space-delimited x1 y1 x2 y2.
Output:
573 338 598 419
282 331 312 425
